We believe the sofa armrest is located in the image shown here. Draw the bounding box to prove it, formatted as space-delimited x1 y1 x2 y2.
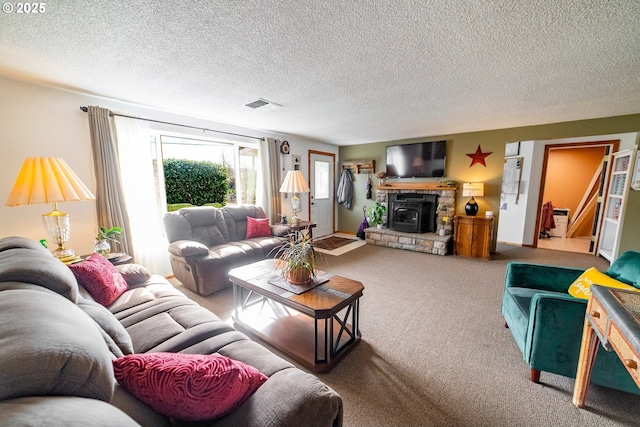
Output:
168 240 209 257
504 262 585 293
270 224 291 238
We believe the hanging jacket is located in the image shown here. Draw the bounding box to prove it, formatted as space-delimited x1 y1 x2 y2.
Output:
541 201 556 231
336 169 353 209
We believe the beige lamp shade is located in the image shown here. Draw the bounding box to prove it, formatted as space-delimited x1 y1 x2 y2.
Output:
462 182 484 198
279 170 310 194
6 157 95 206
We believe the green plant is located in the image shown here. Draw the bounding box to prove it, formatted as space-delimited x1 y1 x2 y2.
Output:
163 158 229 206
271 231 318 285
96 226 123 243
371 202 387 226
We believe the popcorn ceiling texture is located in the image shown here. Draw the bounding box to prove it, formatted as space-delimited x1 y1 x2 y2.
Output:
0 0 638 145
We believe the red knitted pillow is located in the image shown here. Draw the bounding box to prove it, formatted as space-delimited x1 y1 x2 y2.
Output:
69 253 128 306
246 216 271 239
113 353 268 421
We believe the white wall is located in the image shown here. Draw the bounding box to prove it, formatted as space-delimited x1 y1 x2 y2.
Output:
0 76 337 255
496 132 639 246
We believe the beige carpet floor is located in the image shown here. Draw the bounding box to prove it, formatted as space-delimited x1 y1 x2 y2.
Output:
172 243 640 427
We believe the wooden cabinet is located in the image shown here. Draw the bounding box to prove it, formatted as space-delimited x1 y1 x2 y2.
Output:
454 216 494 260
598 148 636 262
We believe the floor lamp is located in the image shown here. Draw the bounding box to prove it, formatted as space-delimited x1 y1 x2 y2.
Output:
6 157 96 259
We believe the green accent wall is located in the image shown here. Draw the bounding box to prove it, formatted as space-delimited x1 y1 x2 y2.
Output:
338 113 640 255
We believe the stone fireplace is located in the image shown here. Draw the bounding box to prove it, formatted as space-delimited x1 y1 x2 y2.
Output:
365 183 457 255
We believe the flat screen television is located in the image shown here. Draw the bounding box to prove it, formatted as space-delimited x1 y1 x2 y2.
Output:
385 140 447 178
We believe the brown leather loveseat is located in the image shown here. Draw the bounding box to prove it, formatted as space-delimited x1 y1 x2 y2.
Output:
163 205 290 295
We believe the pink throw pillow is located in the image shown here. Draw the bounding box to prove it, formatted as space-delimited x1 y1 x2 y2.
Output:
113 353 268 421
69 253 128 306
246 216 271 239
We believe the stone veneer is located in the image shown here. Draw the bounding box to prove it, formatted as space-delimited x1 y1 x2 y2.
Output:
365 227 452 255
365 183 457 256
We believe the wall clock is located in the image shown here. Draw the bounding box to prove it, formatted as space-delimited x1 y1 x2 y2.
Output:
280 140 290 154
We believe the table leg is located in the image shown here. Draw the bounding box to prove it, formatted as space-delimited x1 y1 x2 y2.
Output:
573 317 600 408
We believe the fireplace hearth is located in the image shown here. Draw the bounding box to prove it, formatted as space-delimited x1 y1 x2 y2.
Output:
389 193 438 233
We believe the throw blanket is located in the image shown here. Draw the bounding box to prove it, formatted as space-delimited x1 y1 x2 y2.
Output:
336 169 353 209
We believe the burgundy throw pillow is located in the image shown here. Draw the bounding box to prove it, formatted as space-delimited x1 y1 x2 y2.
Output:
246 216 271 239
69 253 128 306
112 353 268 421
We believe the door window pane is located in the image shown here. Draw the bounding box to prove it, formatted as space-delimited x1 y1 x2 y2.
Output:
314 161 329 199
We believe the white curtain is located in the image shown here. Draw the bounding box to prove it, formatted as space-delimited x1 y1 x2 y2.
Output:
114 116 172 276
257 137 281 224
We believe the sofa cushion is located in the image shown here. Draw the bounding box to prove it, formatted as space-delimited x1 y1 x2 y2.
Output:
568 267 639 299
0 289 115 402
69 253 129 306
222 205 267 241
113 352 268 421
116 263 152 285
77 297 134 356
246 216 271 239
0 235 51 254
0 247 79 303
0 396 141 427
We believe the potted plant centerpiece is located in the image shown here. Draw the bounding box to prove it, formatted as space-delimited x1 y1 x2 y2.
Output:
371 202 387 228
273 230 318 286
94 226 123 256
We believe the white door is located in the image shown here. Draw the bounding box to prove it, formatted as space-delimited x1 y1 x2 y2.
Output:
309 152 335 238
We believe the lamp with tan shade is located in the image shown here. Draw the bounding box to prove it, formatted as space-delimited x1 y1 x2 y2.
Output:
279 170 310 226
462 182 484 216
6 157 95 259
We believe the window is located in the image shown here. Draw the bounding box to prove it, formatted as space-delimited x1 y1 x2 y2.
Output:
156 135 258 208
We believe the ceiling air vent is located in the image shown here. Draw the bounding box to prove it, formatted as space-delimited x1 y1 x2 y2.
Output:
244 98 283 110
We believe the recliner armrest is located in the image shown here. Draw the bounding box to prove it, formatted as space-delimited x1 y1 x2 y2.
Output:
270 224 291 237
168 240 209 257
504 262 584 293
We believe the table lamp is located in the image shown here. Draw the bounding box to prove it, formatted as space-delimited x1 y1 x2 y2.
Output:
6 157 96 259
462 182 484 216
279 170 310 226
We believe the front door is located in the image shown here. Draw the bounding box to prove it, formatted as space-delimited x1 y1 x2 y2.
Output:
309 151 335 238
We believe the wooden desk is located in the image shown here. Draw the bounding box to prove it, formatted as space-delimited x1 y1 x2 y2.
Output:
573 285 640 407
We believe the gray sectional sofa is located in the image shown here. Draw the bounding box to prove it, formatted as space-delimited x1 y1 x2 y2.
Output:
0 236 342 426
164 205 290 295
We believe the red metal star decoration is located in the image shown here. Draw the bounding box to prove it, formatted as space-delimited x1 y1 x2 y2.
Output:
466 145 492 167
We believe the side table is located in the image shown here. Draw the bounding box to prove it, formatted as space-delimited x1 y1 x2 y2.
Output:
453 216 494 260
81 252 133 266
288 221 317 241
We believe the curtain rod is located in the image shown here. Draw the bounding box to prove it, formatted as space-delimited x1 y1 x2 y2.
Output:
79 106 263 141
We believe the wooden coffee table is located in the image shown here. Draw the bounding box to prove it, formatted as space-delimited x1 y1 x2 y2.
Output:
228 259 363 372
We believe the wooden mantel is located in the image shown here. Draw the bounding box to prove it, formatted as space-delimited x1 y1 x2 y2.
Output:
374 182 458 191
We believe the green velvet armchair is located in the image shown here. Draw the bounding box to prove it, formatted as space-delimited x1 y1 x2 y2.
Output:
501 251 640 394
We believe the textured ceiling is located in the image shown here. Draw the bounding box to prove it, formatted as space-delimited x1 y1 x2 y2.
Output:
1 0 639 145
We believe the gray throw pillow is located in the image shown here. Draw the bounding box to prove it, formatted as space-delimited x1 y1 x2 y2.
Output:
116 263 152 286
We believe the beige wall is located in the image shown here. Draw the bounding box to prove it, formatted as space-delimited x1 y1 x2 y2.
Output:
337 115 640 255
0 76 337 255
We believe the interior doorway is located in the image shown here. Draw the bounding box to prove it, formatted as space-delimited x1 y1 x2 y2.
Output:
535 141 617 254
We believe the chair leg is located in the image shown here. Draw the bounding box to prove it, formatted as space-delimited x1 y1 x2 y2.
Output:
504 322 509 328
531 369 541 383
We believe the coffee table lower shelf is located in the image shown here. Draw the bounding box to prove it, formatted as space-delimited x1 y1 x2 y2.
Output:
232 298 360 373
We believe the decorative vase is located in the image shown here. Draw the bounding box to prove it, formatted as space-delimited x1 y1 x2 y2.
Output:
93 239 111 256
376 224 383 229
287 267 312 286
378 178 384 186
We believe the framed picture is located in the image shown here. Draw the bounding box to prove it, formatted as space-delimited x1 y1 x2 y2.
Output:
505 141 520 157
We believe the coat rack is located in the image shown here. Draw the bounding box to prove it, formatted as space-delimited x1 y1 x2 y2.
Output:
340 160 375 174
